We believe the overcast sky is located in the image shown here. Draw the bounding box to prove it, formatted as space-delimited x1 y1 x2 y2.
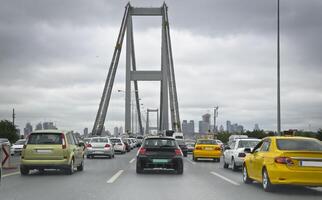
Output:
0 0 321 134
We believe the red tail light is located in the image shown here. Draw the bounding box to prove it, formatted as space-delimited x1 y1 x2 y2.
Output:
105 144 111 148
275 157 294 165
195 146 202 150
238 153 246 157
215 147 221 151
138 147 146 155
86 143 92 148
175 148 183 156
61 134 66 149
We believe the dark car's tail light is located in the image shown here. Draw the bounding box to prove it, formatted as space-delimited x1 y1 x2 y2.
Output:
138 147 146 155
215 147 221 151
175 148 183 156
61 134 66 149
86 143 92 148
105 144 111 148
275 157 294 165
238 153 246 157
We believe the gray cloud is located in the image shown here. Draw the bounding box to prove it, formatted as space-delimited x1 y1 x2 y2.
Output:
0 0 321 133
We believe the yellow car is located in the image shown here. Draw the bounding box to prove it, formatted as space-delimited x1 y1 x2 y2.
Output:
193 139 222 162
20 130 85 175
242 136 322 192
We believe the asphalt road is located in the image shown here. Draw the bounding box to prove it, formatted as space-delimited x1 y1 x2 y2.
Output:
1 150 321 200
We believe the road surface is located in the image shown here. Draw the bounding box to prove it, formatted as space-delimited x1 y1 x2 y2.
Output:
1 150 321 200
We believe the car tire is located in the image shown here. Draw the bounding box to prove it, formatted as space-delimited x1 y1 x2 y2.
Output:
193 155 197 161
262 168 274 192
66 159 74 175
20 166 29 175
176 161 184 175
232 158 238 171
77 161 84 171
223 157 229 168
242 165 252 184
184 153 187 157
86 155 91 159
136 161 143 174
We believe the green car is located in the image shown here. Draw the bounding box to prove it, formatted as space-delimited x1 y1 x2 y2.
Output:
20 130 85 175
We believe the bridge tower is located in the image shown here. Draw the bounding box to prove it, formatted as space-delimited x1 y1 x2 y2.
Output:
92 3 181 136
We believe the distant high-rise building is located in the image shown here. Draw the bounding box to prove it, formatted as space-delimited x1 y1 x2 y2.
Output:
202 113 211 124
219 125 224 132
226 121 231 133
254 124 260 131
84 128 88 136
182 120 188 135
43 122 57 130
24 122 33 137
35 123 42 130
114 127 119 136
226 121 244 133
199 113 211 134
189 120 195 134
119 127 123 135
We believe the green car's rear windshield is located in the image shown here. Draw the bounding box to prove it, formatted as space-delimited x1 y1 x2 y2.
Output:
144 139 176 148
28 133 62 145
276 139 322 151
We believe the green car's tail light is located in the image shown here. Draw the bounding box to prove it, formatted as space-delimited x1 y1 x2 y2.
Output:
61 134 66 149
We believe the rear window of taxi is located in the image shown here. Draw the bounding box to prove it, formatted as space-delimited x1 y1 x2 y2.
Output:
276 139 322 151
197 140 218 145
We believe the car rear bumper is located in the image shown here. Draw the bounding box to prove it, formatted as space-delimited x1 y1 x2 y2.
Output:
21 159 69 169
193 150 221 158
137 156 183 170
86 149 113 156
268 166 322 186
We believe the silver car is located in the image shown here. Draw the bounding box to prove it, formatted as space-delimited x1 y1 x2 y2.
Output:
86 137 115 159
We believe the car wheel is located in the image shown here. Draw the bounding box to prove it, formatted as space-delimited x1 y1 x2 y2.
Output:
77 161 84 171
136 161 143 174
262 168 274 192
223 157 229 168
193 155 197 161
86 155 91 159
66 159 74 175
176 161 184 175
184 153 187 157
242 165 252 184
20 166 29 175
217 158 220 162
232 158 238 171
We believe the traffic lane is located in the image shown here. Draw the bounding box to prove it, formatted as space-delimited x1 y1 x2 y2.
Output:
0 150 138 200
186 155 322 199
104 157 233 200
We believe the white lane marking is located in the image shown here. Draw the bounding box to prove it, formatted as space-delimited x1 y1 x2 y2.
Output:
129 158 136 163
210 171 240 186
107 170 124 184
2 171 20 178
185 158 196 165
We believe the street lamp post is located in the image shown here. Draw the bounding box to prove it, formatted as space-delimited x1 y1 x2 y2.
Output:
277 0 281 135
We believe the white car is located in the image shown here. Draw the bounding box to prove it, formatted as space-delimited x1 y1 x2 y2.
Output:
223 138 260 171
110 138 126 154
10 139 26 155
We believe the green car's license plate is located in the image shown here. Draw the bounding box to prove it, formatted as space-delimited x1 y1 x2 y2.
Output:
152 159 169 164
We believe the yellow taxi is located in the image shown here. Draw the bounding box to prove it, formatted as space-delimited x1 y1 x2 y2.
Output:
193 139 222 162
242 136 322 192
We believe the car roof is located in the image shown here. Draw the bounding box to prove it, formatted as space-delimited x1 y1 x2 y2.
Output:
265 136 319 141
145 136 175 140
31 130 68 134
